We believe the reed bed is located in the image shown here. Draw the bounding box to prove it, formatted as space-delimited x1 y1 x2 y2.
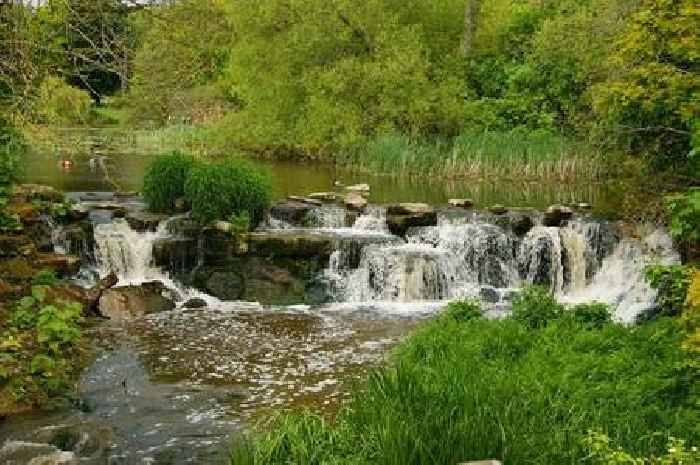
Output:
337 131 606 181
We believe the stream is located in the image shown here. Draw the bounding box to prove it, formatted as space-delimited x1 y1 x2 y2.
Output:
0 139 679 464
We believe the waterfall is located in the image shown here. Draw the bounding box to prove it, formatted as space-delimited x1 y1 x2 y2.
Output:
353 206 388 233
94 219 171 284
309 206 347 229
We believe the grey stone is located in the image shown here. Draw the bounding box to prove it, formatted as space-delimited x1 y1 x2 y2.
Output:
448 198 474 208
544 204 574 226
125 211 169 232
206 271 244 301
0 441 60 465
387 203 437 237
344 192 367 212
479 286 500 303
183 298 208 308
98 282 175 321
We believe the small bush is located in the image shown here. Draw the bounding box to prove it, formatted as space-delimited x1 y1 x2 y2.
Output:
511 285 564 329
665 188 700 257
185 157 271 225
442 299 482 323
32 269 58 286
568 302 612 329
142 151 197 212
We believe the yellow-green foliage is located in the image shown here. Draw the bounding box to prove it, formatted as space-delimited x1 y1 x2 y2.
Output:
682 269 700 354
35 76 93 126
584 431 699 465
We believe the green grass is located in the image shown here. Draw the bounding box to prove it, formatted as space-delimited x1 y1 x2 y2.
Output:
337 131 606 181
230 302 698 465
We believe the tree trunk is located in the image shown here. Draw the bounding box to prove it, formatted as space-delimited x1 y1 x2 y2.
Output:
462 0 481 57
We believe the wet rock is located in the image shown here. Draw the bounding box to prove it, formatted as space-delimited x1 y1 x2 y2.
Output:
206 271 244 301
165 217 200 238
201 229 241 266
153 238 200 274
242 259 305 304
174 196 188 212
448 198 474 208
28 451 78 465
0 441 61 465
345 183 370 192
125 211 168 232
479 285 500 303
307 192 338 202
543 204 574 226
387 203 437 237
183 297 208 308
35 422 114 459
35 253 81 276
287 195 323 206
68 204 89 221
491 210 536 236
98 282 175 321
0 235 34 257
269 200 314 225
213 220 233 234
12 184 64 203
53 222 94 260
576 202 592 210
246 232 334 259
488 204 508 215
344 192 367 212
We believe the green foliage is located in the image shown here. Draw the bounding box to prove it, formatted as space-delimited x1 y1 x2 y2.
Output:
184 157 272 225
511 285 564 329
583 431 700 465
34 76 93 125
568 302 613 329
142 151 197 212
645 265 694 318
665 188 700 248
441 299 482 323
227 211 251 235
233 314 697 465
36 301 83 353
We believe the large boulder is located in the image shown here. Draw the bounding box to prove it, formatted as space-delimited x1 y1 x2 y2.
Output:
98 281 175 322
387 203 437 237
246 232 334 260
205 271 244 301
0 441 78 465
153 237 200 274
241 258 306 305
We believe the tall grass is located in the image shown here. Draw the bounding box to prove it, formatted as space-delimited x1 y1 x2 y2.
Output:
337 131 606 181
231 302 697 465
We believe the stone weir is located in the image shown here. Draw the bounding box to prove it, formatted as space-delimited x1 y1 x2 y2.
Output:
14 188 679 324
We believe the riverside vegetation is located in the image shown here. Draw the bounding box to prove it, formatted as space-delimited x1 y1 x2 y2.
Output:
1 0 698 180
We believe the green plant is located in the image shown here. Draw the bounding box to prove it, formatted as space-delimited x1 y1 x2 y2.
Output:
36 301 83 353
441 299 482 323
34 76 93 125
227 211 251 235
142 151 198 212
511 285 564 329
583 431 699 465
568 302 612 329
49 199 75 222
665 188 700 249
32 269 59 286
645 265 693 318
11 285 49 329
185 157 271 225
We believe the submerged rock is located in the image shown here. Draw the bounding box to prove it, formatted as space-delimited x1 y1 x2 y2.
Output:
206 271 244 301
387 203 437 237
183 297 208 308
98 282 175 322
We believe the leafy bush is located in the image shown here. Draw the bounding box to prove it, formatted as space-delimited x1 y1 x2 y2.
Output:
227 211 251 235
583 431 699 465
34 76 93 125
441 299 482 323
645 265 694 318
0 116 24 194
665 188 700 253
142 151 197 212
232 315 696 465
568 302 612 329
511 285 564 328
185 157 271 225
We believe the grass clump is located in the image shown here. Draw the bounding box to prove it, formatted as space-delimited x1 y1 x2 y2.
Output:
231 300 697 465
441 299 482 323
511 285 564 329
142 151 197 212
184 157 272 226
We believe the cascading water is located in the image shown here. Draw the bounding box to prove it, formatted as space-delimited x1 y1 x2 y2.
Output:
93 219 171 284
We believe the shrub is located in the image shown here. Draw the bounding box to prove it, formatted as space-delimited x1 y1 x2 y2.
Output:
32 269 58 286
34 76 93 125
568 302 612 329
511 285 564 329
442 299 482 323
665 188 700 257
185 157 271 225
142 151 197 212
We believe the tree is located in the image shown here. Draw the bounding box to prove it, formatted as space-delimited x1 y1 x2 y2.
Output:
462 0 482 56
